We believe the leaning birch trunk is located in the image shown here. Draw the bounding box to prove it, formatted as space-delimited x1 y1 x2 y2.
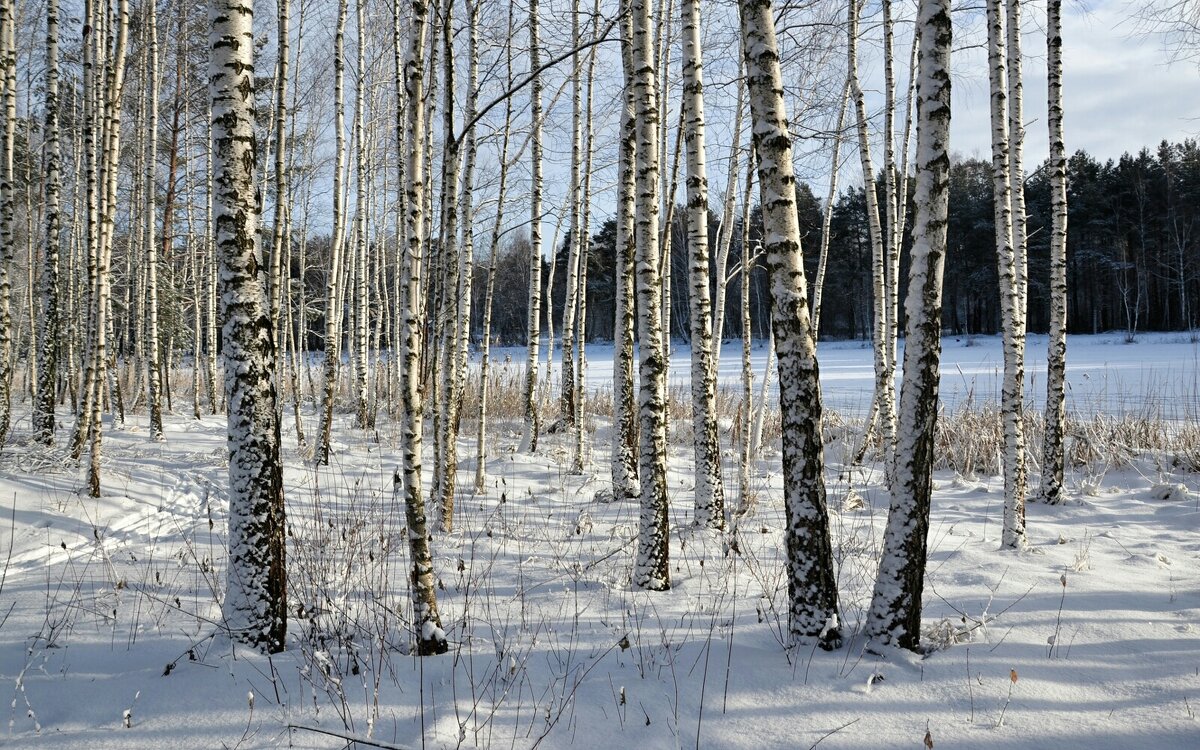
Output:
866 0 953 651
626 0 670 591
455 0 479 436
316 0 349 465
811 78 850 338
397 0 447 655
269 0 290 363
145 0 164 441
33 0 62 445
987 0 1027 550
352 0 371 430
520 0 544 454
611 11 640 503
849 0 896 473
1040 0 1069 505
736 151 755 517
740 0 840 648
681 0 724 528
210 0 287 653
0 0 15 445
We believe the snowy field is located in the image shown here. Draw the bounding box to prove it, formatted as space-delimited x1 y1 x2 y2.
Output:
0 333 1197 748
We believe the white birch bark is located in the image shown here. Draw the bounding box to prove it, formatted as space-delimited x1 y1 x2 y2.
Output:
740 0 840 647
352 0 371 430
681 0 724 528
849 0 896 474
1040 0 1069 505
561 0 584 431
317 0 349 465
520 0 544 454
398 0 447 655
627 0 670 591
811 78 850 338
987 0 1027 549
33 0 62 445
210 0 287 652
145 0 164 441
0 0 15 445
866 0 953 650
710 76 744 365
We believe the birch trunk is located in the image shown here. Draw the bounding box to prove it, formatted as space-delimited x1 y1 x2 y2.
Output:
33 0 61 445
866 0 953 650
352 0 371 430
626 0 670 591
681 0 723 528
1040 0 1068 505
317 0 349 464
0 0 15 445
145 0 164 441
740 0 840 647
560 0 584 431
398 0 447 655
849 0 896 473
710 76 744 365
520 0 544 454
811 79 850 338
612 9 640 503
211 0 287 653
988 0 1027 550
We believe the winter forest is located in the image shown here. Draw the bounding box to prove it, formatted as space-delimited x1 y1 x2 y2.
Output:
0 0 1198 747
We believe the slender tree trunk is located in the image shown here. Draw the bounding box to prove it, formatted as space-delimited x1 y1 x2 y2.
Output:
1040 0 1068 505
740 0 840 648
988 0 1027 550
560 0 584 432
398 0 447 655
352 0 371 430
145 0 165 441
866 0 953 650
812 78 850 338
211 0 287 653
520 0 544 454
736 150 755 516
33 0 62 445
680 0 724 528
626 0 670 591
270 0 290 366
710 76 744 366
0 0 15 446
849 0 896 473
317 0 349 464
572 1 600 474
611 11 640 503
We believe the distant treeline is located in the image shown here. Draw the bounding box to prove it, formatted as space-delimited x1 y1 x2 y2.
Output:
465 139 1200 346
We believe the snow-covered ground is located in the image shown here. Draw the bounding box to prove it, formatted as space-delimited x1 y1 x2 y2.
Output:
0 333 1197 748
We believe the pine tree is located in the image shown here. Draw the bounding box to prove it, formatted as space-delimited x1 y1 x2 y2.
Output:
210 0 287 653
866 0 953 650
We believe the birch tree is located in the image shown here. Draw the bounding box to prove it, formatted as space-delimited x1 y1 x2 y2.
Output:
33 0 62 445
740 0 840 647
397 0 448 655
210 0 287 652
681 0 724 528
988 0 1027 549
866 0 953 650
626 0 670 591
611 8 640 503
520 0 545 454
352 0 371 430
145 0 165 441
0 0 15 447
1040 0 1069 505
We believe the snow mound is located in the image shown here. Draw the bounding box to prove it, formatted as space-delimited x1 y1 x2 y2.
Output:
1149 482 1190 502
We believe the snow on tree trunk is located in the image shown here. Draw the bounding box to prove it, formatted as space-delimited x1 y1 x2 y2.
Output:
988 0 1028 550
739 0 840 648
210 0 287 653
33 0 61 445
397 0 447 656
866 0 953 651
681 0 724 529
626 0 670 591
1041 0 1069 505
520 0 544 454
612 12 640 503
